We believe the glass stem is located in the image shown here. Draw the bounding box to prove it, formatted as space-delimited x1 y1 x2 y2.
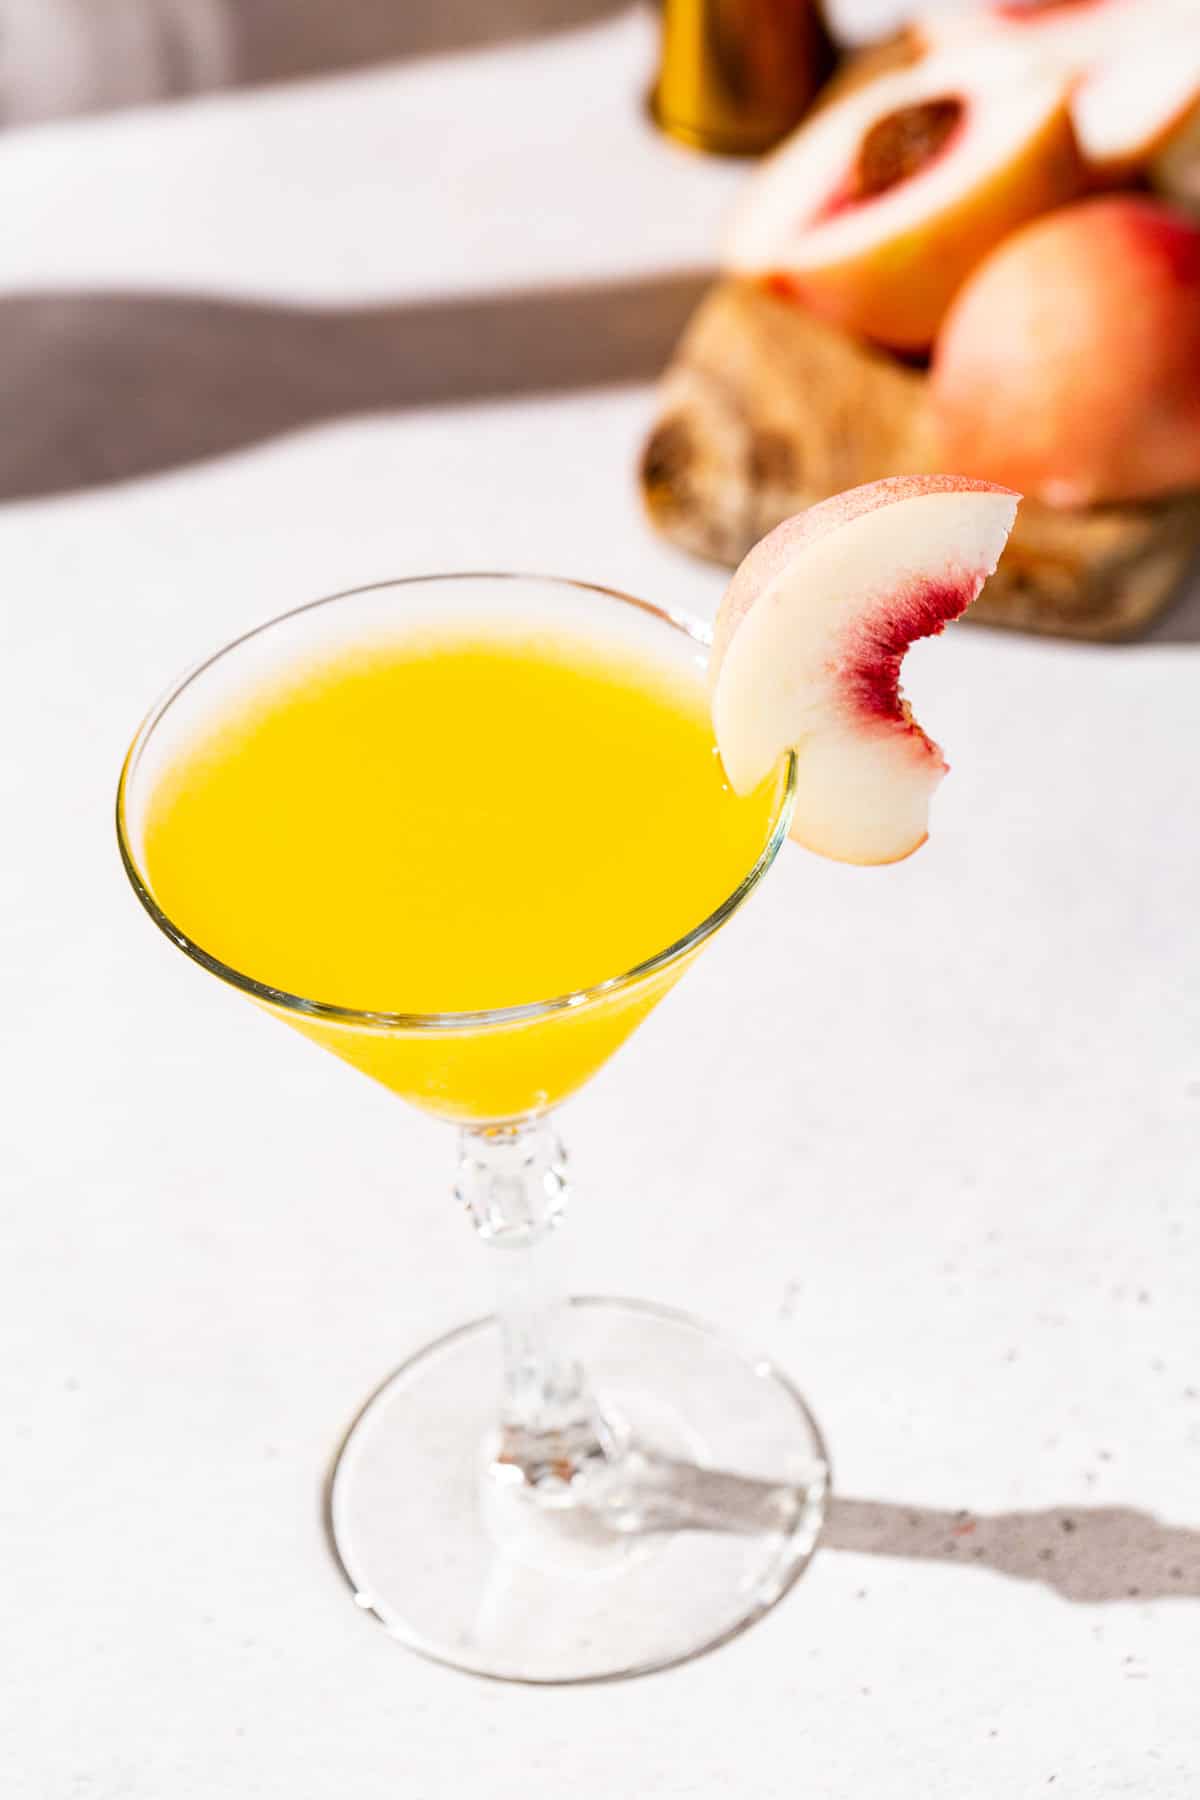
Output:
456 1120 615 1496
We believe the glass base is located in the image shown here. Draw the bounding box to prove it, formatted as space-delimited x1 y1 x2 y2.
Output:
328 1298 829 1683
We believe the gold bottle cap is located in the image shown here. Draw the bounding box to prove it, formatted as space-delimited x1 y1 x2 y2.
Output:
650 0 834 157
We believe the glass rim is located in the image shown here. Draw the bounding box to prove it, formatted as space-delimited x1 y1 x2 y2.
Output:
116 570 796 1036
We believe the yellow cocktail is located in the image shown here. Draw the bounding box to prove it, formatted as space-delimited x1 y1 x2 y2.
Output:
116 573 824 1686
137 623 784 1123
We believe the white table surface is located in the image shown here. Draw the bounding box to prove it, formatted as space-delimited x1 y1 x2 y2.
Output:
3 9 1198 1795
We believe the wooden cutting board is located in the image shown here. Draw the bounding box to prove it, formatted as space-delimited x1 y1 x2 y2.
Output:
640 280 1200 640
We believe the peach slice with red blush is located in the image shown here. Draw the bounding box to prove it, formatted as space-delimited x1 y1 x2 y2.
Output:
725 54 1082 350
710 476 1018 866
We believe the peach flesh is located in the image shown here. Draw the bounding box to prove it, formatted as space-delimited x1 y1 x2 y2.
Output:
1073 45 1200 179
921 0 1141 48
709 473 1005 671
710 476 1019 865
840 575 971 742
816 97 968 223
913 0 1174 83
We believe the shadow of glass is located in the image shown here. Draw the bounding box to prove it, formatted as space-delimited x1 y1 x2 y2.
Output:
484 1447 1200 1606
0 0 632 126
825 1496 1200 1604
0 272 709 504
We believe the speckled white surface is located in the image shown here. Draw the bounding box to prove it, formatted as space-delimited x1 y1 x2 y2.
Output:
2 10 1198 1796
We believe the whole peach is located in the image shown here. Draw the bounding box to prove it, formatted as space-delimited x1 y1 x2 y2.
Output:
930 196 1200 506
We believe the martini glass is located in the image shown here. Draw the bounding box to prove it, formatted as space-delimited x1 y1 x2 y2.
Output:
116 573 829 1683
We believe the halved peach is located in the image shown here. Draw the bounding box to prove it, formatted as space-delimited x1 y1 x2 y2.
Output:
1073 37 1200 179
913 0 1150 65
725 53 1082 351
710 476 1019 866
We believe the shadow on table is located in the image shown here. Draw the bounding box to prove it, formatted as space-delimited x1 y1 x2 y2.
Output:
0 274 708 502
0 0 632 127
596 1466 1200 1604
825 1497 1200 1603
5 278 1199 646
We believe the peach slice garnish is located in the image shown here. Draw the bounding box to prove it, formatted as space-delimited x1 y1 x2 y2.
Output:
930 196 1200 507
725 53 1082 351
710 476 1018 867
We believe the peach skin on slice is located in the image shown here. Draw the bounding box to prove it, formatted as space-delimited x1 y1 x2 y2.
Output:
710 476 1019 866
